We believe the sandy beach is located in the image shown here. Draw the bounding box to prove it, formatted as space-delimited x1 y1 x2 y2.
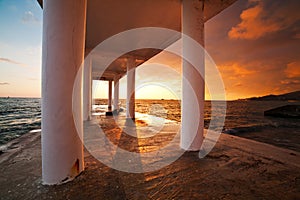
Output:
0 110 299 199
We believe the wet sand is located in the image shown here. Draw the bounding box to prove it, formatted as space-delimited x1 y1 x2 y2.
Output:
0 111 299 199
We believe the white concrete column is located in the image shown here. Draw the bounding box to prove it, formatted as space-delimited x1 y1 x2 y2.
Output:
181 0 205 151
41 0 86 185
83 57 92 121
126 57 136 119
113 74 120 111
108 80 112 110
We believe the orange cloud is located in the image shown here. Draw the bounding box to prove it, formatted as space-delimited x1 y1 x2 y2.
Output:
234 82 242 87
228 1 300 40
218 63 256 78
285 62 300 78
229 3 277 39
280 79 300 85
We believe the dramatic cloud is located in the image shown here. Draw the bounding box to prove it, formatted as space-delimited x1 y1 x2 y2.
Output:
218 63 257 79
228 0 300 40
204 0 300 99
234 82 242 87
0 57 24 66
285 62 300 78
22 11 39 24
0 82 9 85
280 79 300 85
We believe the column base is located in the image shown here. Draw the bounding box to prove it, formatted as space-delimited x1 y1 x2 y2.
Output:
110 108 124 115
112 109 119 115
125 118 136 126
180 141 203 152
84 116 92 121
105 111 113 116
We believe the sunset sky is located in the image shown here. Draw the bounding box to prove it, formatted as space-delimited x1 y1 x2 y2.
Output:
0 0 299 100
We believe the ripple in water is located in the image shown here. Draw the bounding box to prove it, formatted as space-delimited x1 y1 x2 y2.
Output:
0 98 41 144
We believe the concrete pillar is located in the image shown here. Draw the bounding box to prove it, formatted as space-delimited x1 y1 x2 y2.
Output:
113 74 120 111
41 0 86 184
83 57 92 121
108 80 112 110
181 0 205 151
126 57 136 119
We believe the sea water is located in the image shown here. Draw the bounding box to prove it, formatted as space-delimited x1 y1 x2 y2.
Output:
98 99 299 132
0 98 41 144
1 98 299 151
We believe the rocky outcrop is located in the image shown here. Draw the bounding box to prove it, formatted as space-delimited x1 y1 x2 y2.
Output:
264 105 300 118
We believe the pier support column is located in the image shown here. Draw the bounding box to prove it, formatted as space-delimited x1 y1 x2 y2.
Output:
83 57 92 121
113 74 120 112
108 80 112 110
126 57 136 119
41 0 86 184
181 0 205 151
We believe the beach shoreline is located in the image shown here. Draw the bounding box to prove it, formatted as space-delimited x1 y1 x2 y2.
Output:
1 97 299 153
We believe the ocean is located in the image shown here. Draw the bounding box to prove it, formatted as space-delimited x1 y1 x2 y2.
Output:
96 99 300 152
0 98 41 144
1 98 299 151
